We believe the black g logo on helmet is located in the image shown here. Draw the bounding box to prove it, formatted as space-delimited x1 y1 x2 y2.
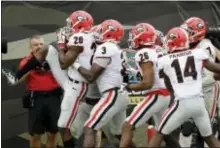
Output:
107 25 116 31
76 16 86 21
168 33 176 40
197 23 204 29
137 27 144 33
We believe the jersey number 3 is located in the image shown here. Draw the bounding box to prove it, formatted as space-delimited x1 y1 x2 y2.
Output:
171 56 197 83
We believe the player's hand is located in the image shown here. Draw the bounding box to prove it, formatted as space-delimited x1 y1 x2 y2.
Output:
73 61 81 70
119 83 129 93
57 27 67 49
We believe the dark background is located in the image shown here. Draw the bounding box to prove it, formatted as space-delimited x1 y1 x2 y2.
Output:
2 1 220 147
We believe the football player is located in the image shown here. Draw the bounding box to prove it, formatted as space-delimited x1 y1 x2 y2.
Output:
181 17 220 147
119 23 179 148
149 27 220 148
73 19 129 148
71 25 125 147
55 10 97 147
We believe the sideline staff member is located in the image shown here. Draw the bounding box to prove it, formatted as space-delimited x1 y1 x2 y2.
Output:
19 35 62 148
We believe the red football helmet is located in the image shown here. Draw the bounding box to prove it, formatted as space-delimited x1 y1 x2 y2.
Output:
97 19 124 43
181 17 207 43
128 23 157 49
66 10 94 33
164 27 189 53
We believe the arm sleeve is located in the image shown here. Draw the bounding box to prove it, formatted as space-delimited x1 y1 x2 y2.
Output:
19 58 29 70
93 57 111 68
194 48 210 61
16 56 42 79
198 39 216 60
94 43 115 58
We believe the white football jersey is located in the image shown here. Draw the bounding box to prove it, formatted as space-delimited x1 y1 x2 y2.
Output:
135 46 167 94
67 32 94 82
196 38 216 62
196 38 217 89
158 49 209 100
93 42 123 93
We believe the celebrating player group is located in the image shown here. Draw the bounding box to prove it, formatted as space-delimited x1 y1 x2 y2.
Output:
3 9 220 148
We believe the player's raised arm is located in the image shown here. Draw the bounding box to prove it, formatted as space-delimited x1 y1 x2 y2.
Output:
75 62 105 83
74 42 115 83
215 48 220 61
204 60 220 73
59 46 82 69
195 47 220 74
206 26 220 61
214 73 220 80
58 34 83 69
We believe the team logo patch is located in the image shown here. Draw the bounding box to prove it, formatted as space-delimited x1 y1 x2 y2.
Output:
137 27 144 33
107 25 116 31
197 23 204 29
76 16 86 21
168 33 176 40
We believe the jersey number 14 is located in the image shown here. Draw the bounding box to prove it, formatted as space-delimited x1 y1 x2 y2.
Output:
171 56 198 83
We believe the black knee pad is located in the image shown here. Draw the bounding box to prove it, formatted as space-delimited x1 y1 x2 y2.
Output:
181 120 194 137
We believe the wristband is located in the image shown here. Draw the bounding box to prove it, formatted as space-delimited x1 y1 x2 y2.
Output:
74 62 81 70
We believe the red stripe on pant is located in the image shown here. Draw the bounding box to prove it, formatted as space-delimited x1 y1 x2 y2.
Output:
85 90 113 128
158 101 177 131
210 83 219 121
127 94 153 125
65 83 86 128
